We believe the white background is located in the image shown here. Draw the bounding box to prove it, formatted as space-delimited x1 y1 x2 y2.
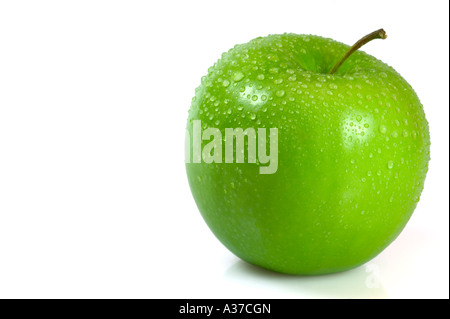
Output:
0 0 448 299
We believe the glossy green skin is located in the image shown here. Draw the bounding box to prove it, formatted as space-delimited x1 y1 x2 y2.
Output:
186 34 430 275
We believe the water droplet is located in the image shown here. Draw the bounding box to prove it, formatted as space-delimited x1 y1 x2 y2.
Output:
222 79 230 87
233 72 244 82
364 123 370 128
257 74 265 80
367 171 372 176
269 67 279 74
356 115 362 122
274 78 283 84
391 131 398 138
329 83 338 90
276 90 285 97
230 182 235 188
261 95 267 101
379 125 387 134
402 130 409 137
197 176 202 183
387 160 394 169
252 95 258 101
250 113 256 120
377 170 382 176
267 54 279 62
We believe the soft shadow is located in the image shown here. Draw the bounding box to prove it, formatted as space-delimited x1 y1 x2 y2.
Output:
225 260 389 299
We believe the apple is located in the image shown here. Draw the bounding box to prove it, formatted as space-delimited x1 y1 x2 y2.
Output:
185 29 430 275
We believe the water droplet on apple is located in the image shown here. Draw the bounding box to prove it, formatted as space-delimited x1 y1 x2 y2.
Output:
233 71 244 82
222 79 230 87
379 125 387 134
402 130 409 137
274 78 283 84
328 83 338 90
257 74 265 80
391 131 398 138
387 160 394 169
267 54 279 62
252 95 258 101
269 67 279 74
276 90 285 97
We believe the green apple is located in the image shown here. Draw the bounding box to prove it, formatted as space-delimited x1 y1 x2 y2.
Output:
185 29 430 275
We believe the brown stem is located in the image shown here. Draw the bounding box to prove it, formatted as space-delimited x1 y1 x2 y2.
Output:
329 29 387 74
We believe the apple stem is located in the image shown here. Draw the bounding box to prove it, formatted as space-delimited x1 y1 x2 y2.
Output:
329 29 387 75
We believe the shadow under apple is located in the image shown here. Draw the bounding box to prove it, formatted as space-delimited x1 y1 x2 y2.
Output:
224 260 388 299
